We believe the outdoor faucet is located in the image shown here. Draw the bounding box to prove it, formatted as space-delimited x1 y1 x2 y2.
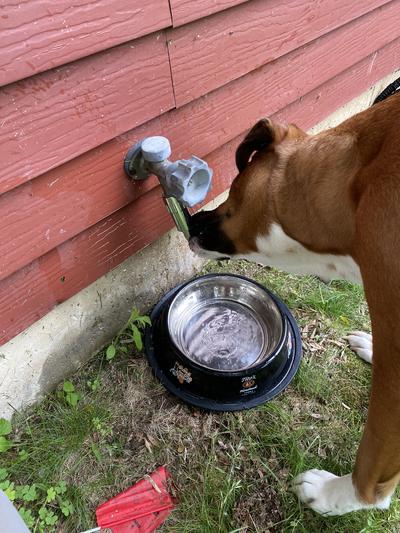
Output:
124 136 213 240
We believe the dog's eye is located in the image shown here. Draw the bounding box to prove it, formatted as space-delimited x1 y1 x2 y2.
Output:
226 209 233 218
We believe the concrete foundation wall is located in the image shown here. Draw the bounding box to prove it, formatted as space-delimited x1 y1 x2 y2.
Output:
1 70 398 419
0 229 204 419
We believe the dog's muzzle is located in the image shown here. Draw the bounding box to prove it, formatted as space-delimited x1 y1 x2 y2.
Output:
187 211 236 257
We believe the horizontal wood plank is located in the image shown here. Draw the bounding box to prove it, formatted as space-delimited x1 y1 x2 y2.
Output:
0 187 174 344
2 9 399 281
167 0 393 106
169 0 249 26
0 31 174 195
0 0 172 86
1 42 400 344
2 1 397 196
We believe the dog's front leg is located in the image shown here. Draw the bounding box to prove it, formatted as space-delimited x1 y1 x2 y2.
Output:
292 349 399 514
293 192 400 515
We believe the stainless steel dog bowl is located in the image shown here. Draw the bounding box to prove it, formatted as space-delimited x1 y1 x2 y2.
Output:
145 274 301 411
168 276 283 372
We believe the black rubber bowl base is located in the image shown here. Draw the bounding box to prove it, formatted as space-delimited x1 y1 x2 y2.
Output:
144 274 302 412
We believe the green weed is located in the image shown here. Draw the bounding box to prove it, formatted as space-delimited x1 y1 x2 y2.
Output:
106 307 151 361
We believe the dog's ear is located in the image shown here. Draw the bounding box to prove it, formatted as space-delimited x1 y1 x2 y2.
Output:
235 118 302 172
235 119 272 173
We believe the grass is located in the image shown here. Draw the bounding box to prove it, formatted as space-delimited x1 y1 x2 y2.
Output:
1 260 400 532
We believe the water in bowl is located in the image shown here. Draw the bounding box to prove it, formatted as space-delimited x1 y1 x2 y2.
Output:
179 300 266 371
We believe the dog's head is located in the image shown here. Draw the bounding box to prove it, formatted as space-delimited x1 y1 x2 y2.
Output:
188 118 306 259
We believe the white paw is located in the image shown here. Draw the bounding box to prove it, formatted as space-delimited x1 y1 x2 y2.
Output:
292 470 391 516
345 331 372 364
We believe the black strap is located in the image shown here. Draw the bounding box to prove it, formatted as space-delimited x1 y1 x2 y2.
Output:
373 74 400 105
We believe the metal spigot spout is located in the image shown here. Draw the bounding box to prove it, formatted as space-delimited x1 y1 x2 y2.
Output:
124 136 212 239
164 197 190 240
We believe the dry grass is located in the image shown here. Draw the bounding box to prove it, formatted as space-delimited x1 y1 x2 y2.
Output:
2 260 400 532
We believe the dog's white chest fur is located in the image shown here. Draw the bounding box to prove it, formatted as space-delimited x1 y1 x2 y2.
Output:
242 223 362 284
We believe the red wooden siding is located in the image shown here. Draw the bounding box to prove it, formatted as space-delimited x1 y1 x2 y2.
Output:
1 0 399 344
0 32 174 194
0 187 173 341
169 0 249 26
0 0 172 86
167 0 393 106
2 8 399 282
1 41 399 343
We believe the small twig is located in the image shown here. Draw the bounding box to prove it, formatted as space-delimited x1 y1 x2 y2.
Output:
144 474 162 494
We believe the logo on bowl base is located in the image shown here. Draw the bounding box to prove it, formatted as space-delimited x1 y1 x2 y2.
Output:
170 362 193 384
240 375 257 395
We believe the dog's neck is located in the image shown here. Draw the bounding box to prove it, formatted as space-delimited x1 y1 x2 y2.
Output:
273 132 359 256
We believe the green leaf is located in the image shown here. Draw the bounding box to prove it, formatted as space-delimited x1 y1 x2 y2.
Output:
0 480 10 491
14 484 25 500
19 507 35 529
55 480 66 495
0 436 12 453
0 418 12 436
66 392 80 407
46 487 57 502
92 416 100 429
119 346 128 353
106 344 116 360
61 499 74 517
45 510 59 526
63 381 75 393
131 324 143 351
138 316 151 326
129 308 140 321
4 481 16 501
22 484 38 502
0 468 8 481
88 378 100 391
18 449 29 461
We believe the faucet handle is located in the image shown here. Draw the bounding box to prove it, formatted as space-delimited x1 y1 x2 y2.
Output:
124 136 172 180
168 156 212 207
141 136 171 162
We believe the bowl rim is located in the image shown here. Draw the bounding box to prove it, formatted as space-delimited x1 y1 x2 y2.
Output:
166 272 288 377
166 273 288 377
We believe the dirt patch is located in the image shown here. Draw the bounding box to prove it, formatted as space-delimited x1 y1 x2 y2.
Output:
234 484 284 532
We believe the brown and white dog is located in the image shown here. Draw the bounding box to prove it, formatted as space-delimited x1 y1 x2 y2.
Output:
188 92 400 516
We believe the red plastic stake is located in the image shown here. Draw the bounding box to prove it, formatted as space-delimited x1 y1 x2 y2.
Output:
81 466 177 533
